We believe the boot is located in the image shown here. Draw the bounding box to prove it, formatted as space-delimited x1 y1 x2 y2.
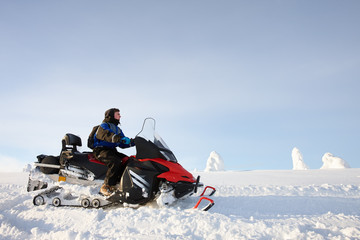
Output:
100 184 113 196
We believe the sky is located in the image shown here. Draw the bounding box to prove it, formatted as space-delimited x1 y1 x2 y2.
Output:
1 0 360 172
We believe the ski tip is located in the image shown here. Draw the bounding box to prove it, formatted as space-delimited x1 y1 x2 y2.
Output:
193 196 215 211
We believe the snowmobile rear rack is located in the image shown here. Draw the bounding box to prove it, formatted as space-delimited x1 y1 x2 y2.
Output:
34 163 61 169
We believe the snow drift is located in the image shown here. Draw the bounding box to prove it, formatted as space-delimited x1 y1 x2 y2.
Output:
204 151 225 172
1 169 360 239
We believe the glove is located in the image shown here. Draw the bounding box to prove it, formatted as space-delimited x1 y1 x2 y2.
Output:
121 137 131 145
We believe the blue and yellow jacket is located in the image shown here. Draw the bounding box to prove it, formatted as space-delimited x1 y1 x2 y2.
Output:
93 122 133 149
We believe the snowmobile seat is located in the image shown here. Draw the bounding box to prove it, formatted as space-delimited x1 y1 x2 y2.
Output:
62 133 82 152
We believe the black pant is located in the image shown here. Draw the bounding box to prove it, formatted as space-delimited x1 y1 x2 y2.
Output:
93 148 127 186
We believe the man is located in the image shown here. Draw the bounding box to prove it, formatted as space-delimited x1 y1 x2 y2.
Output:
93 108 135 196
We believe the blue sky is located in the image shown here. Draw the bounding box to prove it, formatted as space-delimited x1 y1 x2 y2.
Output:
1 1 359 171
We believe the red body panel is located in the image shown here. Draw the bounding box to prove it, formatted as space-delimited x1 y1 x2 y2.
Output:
139 158 196 183
88 153 130 165
87 153 105 165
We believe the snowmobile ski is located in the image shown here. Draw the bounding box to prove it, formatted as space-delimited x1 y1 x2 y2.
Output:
200 186 216 197
193 196 215 211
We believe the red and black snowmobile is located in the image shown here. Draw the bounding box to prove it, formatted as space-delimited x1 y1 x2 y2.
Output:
28 118 215 210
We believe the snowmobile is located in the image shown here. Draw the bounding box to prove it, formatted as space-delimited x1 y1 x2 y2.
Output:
28 118 215 210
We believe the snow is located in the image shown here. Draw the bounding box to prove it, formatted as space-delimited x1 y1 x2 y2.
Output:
292 147 309 170
321 152 351 169
204 151 225 172
1 169 360 239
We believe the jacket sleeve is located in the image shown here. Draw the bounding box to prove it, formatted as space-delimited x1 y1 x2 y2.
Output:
118 129 135 148
96 123 118 143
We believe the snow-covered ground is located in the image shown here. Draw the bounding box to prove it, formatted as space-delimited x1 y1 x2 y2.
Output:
1 169 360 239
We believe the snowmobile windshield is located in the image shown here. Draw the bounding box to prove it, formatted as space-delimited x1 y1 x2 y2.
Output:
136 118 177 163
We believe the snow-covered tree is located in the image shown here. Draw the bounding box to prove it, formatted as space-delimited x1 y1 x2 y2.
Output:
292 147 309 170
321 153 350 169
204 151 225 172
